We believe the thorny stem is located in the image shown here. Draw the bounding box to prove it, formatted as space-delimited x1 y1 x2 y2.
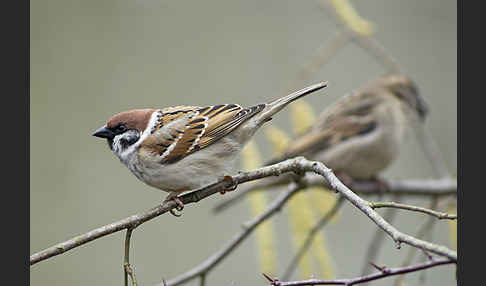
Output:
265 258 455 286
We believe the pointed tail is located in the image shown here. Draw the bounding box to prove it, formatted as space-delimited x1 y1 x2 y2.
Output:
234 81 328 144
251 81 328 128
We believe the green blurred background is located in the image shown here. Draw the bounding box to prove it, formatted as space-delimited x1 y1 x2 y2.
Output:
30 0 456 285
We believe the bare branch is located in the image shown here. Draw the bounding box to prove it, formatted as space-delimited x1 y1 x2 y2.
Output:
161 183 301 286
414 121 452 179
30 162 298 265
369 201 457 220
31 157 456 268
282 196 345 280
318 0 401 74
290 30 350 90
212 174 457 214
267 258 455 286
124 228 138 286
393 198 439 286
297 158 456 259
360 204 399 278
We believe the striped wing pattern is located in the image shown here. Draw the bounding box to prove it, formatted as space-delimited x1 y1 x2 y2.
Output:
266 94 381 165
139 103 265 164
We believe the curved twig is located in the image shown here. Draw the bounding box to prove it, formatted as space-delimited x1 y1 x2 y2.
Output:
264 258 455 286
124 228 138 286
31 157 457 267
359 203 399 279
369 201 457 220
212 175 457 214
162 183 300 286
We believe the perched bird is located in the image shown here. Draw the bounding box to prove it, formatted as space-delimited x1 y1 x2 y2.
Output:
93 82 327 216
267 75 428 182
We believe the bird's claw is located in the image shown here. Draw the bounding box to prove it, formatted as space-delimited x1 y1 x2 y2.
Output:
220 176 238 195
165 195 184 217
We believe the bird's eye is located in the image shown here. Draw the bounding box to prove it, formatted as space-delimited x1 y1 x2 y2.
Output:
116 124 127 132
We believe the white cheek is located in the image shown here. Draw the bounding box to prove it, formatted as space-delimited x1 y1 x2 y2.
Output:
112 132 140 160
114 111 161 165
112 135 124 154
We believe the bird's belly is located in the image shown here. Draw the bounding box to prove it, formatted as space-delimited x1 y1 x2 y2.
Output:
316 127 400 180
129 138 241 192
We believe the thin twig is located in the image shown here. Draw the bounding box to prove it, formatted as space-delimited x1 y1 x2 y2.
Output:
282 196 345 280
369 201 457 220
290 30 350 90
393 198 439 286
296 158 456 259
199 273 206 286
266 258 455 286
359 200 399 278
124 228 138 286
414 123 452 179
161 184 301 286
31 157 456 267
212 175 457 214
30 162 299 265
318 0 402 74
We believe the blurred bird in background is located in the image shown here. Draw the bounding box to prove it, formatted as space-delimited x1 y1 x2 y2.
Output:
267 74 428 185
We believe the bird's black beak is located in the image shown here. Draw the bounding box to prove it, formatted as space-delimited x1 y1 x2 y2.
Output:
92 125 115 139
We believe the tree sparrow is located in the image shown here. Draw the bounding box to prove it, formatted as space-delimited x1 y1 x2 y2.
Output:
267 75 428 182
93 82 327 216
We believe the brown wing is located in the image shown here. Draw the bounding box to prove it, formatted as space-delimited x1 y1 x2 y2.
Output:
265 91 382 165
137 106 199 163
139 104 264 164
311 90 383 132
280 116 377 160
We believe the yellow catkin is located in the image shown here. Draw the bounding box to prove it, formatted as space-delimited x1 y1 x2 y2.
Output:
311 229 335 279
288 99 337 278
287 192 317 279
265 126 291 156
328 0 375 36
447 204 457 250
242 140 277 275
290 100 317 136
265 126 336 279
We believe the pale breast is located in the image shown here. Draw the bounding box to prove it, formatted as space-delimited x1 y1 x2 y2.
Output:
315 100 405 180
128 136 242 192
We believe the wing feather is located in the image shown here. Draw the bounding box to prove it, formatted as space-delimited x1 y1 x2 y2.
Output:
138 104 264 164
265 93 382 165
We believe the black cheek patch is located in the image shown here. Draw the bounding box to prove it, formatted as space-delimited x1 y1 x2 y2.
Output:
107 139 114 150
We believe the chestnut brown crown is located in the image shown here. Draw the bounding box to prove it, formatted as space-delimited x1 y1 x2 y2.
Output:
106 109 155 133
93 109 155 140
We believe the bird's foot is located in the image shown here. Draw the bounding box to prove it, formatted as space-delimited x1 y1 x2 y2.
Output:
164 193 185 217
219 175 238 195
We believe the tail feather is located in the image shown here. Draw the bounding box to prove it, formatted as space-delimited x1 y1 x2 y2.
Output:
251 81 328 128
234 81 327 144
